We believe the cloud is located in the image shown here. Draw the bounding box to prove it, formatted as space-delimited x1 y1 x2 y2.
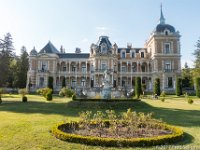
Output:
96 26 109 31
81 38 89 43
95 26 109 35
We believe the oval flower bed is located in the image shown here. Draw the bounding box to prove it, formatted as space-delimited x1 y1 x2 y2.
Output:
51 109 184 147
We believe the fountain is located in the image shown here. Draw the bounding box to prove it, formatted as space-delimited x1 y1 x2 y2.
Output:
78 69 134 100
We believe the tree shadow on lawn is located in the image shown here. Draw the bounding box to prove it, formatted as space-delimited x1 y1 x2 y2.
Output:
0 100 195 145
0 100 199 127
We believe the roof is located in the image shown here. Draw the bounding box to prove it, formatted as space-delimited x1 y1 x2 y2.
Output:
156 24 175 33
96 36 112 48
57 53 90 59
30 47 37 56
39 41 60 54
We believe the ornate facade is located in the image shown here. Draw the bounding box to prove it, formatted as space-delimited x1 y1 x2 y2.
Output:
27 7 181 92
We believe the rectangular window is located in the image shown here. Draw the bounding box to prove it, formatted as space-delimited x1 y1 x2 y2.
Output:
132 66 136 72
141 52 144 58
165 62 171 72
72 80 76 87
101 62 107 71
81 80 86 86
82 66 86 73
121 51 126 58
122 66 126 72
168 77 173 88
164 43 170 54
39 77 44 87
131 52 135 58
63 66 66 71
41 61 48 71
72 66 76 72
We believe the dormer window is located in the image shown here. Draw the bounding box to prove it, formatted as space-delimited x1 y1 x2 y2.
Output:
101 43 107 53
41 61 48 71
141 52 144 58
121 50 126 58
164 43 170 54
131 52 135 58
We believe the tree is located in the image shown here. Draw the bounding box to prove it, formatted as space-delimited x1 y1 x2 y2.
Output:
154 78 160 96
62 77 66 87
182 62 193 89
48 76 54 92
135 77 142 99
193 37 200 68
195 77 200 98
0 33 15 87
15 46 29 88
176 77 182 96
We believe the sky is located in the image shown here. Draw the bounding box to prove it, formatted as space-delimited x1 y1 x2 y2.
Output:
0 0 200 68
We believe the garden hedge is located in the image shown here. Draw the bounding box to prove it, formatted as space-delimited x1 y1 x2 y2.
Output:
51 122 184 147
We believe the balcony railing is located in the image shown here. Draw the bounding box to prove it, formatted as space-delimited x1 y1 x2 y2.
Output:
91 69 114 73
38 69 49 73
164 69 174 72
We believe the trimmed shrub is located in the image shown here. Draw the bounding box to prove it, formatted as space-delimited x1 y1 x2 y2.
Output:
195 77 200 98
0 88 5 103
46 91 53 101
22 96 28 102
176 78 182 96
37 88 53 101
154 78 161 96
59 87 74 98
135 77 142 99
51 122 184 147
18 88 28 102
72 94 76 100
48 76 54 93
160 97 165 102
188 98 193 104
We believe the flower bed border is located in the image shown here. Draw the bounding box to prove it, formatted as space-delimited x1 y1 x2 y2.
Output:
51 122 184 147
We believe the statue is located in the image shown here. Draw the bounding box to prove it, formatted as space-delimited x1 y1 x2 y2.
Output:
103 70 111 87
101 69 112 99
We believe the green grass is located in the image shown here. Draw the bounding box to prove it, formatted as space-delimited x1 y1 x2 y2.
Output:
0 94 200 150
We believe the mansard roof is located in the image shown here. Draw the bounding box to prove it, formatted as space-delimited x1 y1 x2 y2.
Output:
39 41 60 54
57 53 90 59
96 36 112 48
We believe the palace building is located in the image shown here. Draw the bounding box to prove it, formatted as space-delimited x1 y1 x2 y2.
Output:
27 7 181 92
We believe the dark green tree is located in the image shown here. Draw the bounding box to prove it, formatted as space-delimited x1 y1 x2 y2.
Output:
62 77 66 87
154 78 160 96
176 77 182 96
182 62 193 88
0 33 15 87
135 77 142 99
193 37 200 68
48 76 54 92
15 46 29 88
195 77 200 98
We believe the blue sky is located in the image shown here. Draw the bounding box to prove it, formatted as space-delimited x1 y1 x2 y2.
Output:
0 0 200 68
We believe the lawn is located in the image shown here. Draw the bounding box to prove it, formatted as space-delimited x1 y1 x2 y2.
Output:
0 94 200 150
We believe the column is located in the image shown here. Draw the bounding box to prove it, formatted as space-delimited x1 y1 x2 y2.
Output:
86 60 87 86
120 61 122 86
131 61 132 88
163 74 165 90
69 61 71 73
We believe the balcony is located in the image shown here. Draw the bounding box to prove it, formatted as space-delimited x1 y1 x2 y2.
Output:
38 69 49 73
164 69 174 73
91 69 114 74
